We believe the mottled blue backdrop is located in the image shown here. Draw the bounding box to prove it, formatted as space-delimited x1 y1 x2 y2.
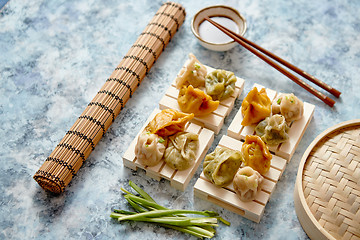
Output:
0 0 359 239
0 0 8 10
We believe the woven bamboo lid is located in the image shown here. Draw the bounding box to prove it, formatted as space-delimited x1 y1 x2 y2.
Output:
294 120 360 240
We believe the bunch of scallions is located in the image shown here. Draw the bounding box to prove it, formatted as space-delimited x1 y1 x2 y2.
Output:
110 181 230 239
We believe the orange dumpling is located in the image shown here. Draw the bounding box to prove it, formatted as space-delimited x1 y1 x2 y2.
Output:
146 109 194 137
241 135 272 175
241 87 271 126
177 85 219 116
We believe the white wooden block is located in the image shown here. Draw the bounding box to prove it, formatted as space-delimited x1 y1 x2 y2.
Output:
123 158 137 170
226 83 315 162
220 94 237 109
158 163 174 181
218 134 242 151
142 159 163 174
159 63 245 134
200 172 271 205
122 108 215 191
227 109 245 140
194 177 265 223
193 135 288 223
259 178 276 195
214 104 229 118
263 167 282 182
271 155 288 175
185 122 202 134
276 102 315 160
165 85 179 97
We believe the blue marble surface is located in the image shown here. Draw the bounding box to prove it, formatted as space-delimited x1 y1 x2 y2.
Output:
0 1 8 10
0 0 359 239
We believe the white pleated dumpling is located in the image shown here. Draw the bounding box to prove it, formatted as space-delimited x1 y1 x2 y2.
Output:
272 93 304 122
233 166 263 202
135 130 167 167
175 53 207 89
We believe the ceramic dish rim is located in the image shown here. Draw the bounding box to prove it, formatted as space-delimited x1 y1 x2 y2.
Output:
191 5 247 48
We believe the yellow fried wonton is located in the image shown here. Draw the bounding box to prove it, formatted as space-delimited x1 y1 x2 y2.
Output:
178 85 219 116
146 109 194 137
241 135 272 175
241 87 271 126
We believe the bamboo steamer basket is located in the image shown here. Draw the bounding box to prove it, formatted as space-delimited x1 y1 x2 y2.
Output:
294 119 360 240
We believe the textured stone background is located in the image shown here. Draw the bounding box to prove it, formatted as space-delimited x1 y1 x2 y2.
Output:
0 0 359 239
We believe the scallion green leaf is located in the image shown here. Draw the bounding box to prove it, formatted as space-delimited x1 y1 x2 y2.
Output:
111 181 230 238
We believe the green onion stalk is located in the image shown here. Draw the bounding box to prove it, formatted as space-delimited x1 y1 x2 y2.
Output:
110 181 230 239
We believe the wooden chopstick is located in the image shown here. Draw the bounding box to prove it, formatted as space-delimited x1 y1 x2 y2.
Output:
240 36 341 98
204 16 337 107
221 22 341 98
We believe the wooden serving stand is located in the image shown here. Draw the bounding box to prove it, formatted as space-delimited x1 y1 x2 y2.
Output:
227 83 315 161
194 84 315 223
123 108 214 191
159 65 245 134
194 135 287 223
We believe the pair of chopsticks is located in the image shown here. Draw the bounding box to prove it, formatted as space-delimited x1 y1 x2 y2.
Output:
204 16 341 107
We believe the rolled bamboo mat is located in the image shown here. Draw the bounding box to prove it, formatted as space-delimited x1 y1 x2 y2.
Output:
33 2 186 194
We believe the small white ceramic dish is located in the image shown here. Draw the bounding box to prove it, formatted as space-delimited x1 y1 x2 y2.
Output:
191 5 247 51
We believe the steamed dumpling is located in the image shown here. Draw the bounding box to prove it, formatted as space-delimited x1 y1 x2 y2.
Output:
255 114 289 145
233 166 263 202
272 93 304 122
241 135 272 175
241 87 271 126
175 53 207 89
205 69 237 101
178 85 219 116
203 147 243 187
164 132 199 170
146 109 194 137
135 130 167 167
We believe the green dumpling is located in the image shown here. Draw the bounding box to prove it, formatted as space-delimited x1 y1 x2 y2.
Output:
164 132 199 171
203 147 243 187
205 69 237 101
255 114 289 145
